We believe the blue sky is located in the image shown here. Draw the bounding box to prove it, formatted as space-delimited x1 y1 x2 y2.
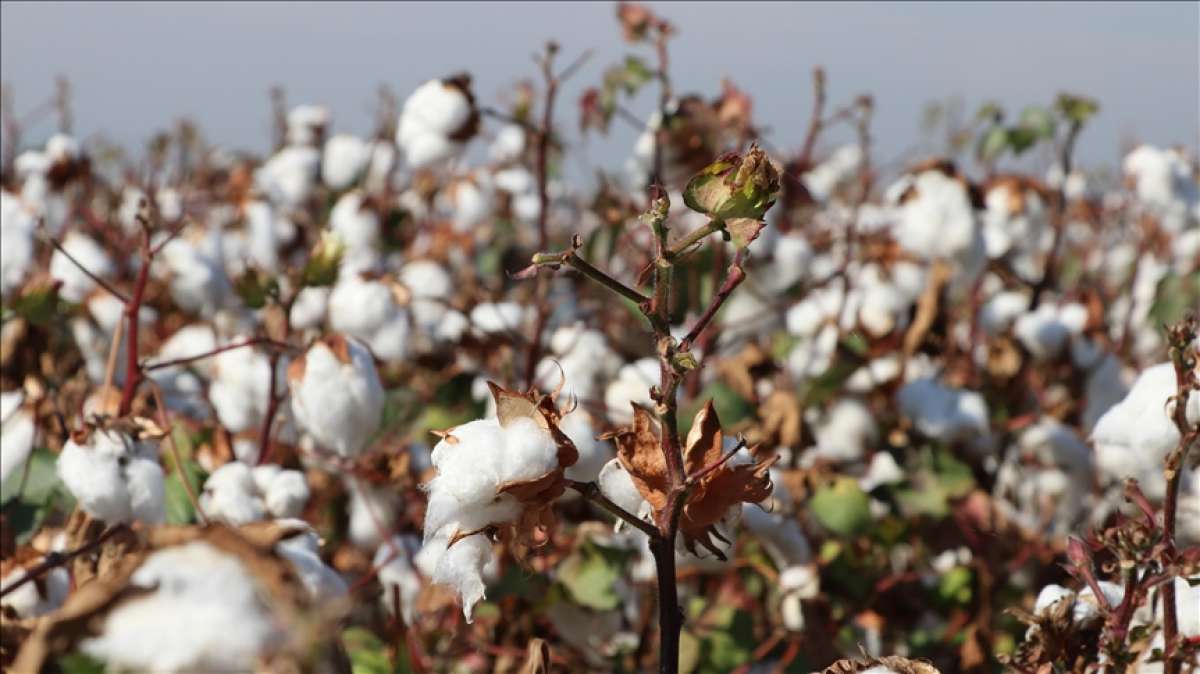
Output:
2 1 1196 175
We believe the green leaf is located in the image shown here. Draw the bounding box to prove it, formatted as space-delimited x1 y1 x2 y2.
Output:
1018 106 1055 139
679 629 702 674
343 626 398 674
976 125 1009 162
937 565 974 605
1006 127 1039 155
55 653 107 674
810 477 871 536
620 55 654 94
1055 93 1099 125
5 447 59 504
557 540 632 611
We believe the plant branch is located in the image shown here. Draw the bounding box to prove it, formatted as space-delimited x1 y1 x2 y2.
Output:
141 337 292 372
44 232 130 304
568 480 659 538
531 247 650 307
0 525 126 600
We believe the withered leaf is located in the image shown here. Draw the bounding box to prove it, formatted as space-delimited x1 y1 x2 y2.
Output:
613 404 669 512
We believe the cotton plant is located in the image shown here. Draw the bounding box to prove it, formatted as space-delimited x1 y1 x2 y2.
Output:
421 383 581 621
396 75 480 169
199 461 309 525
56 424 166 525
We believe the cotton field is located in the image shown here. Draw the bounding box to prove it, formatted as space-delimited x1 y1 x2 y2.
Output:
1 3 1198 674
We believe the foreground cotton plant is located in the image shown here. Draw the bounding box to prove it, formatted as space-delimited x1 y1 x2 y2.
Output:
422 382 578 621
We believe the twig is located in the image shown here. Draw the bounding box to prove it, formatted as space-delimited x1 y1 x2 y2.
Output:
531 247 650 307
148 382 208 525
45 233 130 304
141 337 292 372
568 479 659 538
679 252 746 351
0 525 125 600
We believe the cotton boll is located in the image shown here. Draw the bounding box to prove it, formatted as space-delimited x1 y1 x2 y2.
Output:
276 533 346 603
598 458 649 528
328 274 411 362
1123 145 1199 233
489 124 526 163
893 168 985 286
1013 302 1088 361
329 191 381 274
896 377 991 447
159 231 231 315
49 231 115 303
469 302 526 335
288 335 384 458
0 390 36 485
397 78 476 169
786 324 839 382
0 191 37 300
375 535 424 625
979 291 1031 335
812 398 878 463
322 134 369 190
289 286 330 331
200 462 266 525
401 260 453 336
742 506 812 569
802 145 862 203
257 146 320 210
859 452 905 492
262 469 310 518
443 176 494 232
286 104 329 147
80 541 285 673
994 418 1093 535
209 341 275 434
536 324 623 403
1092 362 1200 499
431 533 492 622
57 429 164 524
604 359 659 425
778 564 819 632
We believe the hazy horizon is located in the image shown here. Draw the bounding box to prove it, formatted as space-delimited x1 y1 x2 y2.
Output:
2 1 1197 176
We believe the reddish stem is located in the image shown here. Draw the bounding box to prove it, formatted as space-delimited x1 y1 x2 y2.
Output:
116 235 152 416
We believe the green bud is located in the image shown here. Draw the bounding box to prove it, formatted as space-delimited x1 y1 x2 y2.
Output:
300 231 345 288
671 350 698 372
682 144 780 224
234 268 278 309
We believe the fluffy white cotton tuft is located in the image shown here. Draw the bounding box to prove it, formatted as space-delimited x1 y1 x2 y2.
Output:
289 335 384 457
57 429 165 525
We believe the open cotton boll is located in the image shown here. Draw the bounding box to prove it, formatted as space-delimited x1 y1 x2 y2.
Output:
897 377 991 447
430 532 492 623
859 452 905 492
742 506 812 570
811 398 878 463
981 178 1049 260
375 535 424 625
0 564 68 618
778 564 820 632
1092 362 1200 499
347 481 400 549
0 390 36 485
892 168 985 286
802 145 862 203
288 335 384 458
49 231 115 303
1013 302 1088 361
1123 145 1199 233
604 358 660 425
257 146 320 210
0 191 37 300
469 301 526 335
442 175 494 232
200 461 310 525
397 78 476 169
535 324 623 404
289 286 330 331
329 191 381 274
598 458 648 524
209 341 275 434
787 323 839 382
994 418 1093 535
80 541 285 673
979 290 1030 335
57 429 165 525
401 260 453 336
322 134 369 190
159 231 231 314
286 104 329 147
489 123 526 163
329 274 411 362
275 527 347 603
